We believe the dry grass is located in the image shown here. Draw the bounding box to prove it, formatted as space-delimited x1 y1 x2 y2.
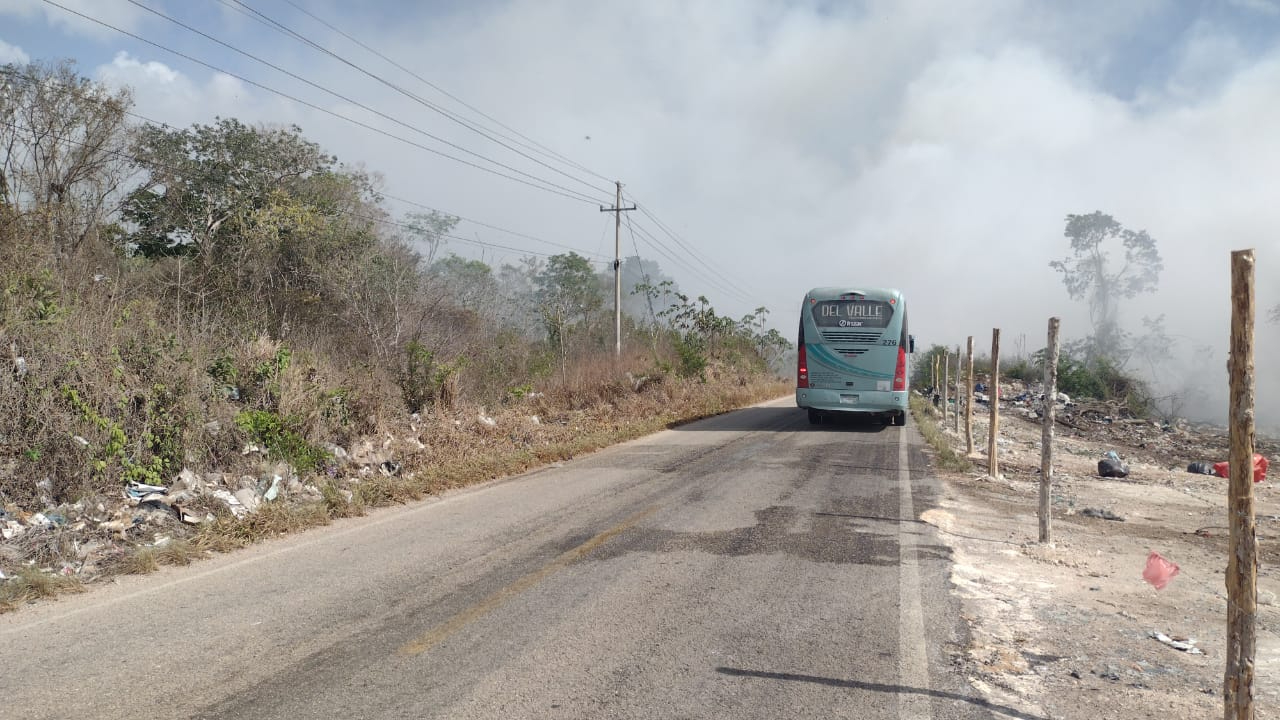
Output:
154 539 204 566
0 566 85 611
909 394 972 472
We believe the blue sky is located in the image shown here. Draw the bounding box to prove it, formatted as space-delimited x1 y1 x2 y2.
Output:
4 0 1280 422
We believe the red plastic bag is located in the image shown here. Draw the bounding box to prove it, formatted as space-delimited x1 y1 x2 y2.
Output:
1142 551 1180 590
1212 454 1270 482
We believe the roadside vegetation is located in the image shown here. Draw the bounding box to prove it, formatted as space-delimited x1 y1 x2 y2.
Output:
907 394 970 472
0 60 790 609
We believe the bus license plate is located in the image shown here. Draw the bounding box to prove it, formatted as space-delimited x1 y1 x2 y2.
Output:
839 394 859 405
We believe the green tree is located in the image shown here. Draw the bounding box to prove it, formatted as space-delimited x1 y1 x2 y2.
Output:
402 210 458 266
430 254 498 311
123 118 336 261
1048 211 1162 361
535 252 603 344
534 252 604 377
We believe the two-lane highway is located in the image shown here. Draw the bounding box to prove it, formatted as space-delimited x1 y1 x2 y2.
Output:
1 398 1020 719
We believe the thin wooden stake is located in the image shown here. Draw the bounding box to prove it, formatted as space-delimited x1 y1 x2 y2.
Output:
942 352 949 424
1225 248 1256 720
953 345 961 433
1040 317 1060 544
988 328 1001 479
965 336 974 456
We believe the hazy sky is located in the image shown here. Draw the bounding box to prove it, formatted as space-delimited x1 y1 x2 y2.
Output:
3 0 1279 424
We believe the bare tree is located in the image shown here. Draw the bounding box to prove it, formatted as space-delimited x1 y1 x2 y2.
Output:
0 61 134 258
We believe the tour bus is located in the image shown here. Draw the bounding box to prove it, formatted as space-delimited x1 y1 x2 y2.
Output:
796 286 913 425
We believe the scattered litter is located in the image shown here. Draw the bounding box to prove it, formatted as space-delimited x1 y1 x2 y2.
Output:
1080 507 1125 521
1142 551 1180 590
1212 454 1269 483
98 518 134 537
262 475 282 502
378 460 401 477
179 508 214 525
1149 631 1203 655
1098 453 1130 478
241 443 264 455
233 488 261 513
2 520 24 540
210 489 248 518
1186 461 1216 475
478 414 497 427
126 481 167 499
71 435 89 447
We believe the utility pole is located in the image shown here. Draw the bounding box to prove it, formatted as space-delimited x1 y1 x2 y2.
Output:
600 181 635 358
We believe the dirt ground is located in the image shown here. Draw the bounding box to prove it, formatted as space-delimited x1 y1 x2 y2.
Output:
921 398 1280 719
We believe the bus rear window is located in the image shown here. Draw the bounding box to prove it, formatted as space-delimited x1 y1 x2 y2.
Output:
812 300 893 328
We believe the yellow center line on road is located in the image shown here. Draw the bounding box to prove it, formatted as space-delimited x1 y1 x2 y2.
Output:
398 504 659 657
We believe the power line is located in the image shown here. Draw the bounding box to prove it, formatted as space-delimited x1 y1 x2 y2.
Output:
625 193 754 301
0 65 610 264
38 0 609 207
118 0 610 205
273 0 616 187
624 216 753 304
625 213 661 327
377 191 610 260
223 0 613 198
0 116 606 265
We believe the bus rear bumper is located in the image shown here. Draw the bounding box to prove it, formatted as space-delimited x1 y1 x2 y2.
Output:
795 388 907 415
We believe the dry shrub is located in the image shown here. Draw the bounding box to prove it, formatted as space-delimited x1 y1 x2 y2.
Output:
154 539 204 566
194 500 333 552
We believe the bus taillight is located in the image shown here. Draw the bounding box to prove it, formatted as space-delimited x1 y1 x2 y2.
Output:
797 343 809 388
892 347 907 391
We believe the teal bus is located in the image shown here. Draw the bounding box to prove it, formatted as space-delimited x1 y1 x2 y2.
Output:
796 286 913 425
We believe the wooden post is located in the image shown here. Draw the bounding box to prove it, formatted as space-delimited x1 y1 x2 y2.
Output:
1040 317 1060 544
965 336 974 456
1225 249 1256 720
953 345 961 432
988 328 1001 479
942 352 949 424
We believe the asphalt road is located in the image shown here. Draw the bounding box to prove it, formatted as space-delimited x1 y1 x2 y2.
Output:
1 397 1025 719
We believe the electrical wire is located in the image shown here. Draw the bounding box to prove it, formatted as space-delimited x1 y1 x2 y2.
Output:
0 116 607 264
0 65 607 262
625 213 662 327
378 191 610 260
626 192 754 301
274 0 616 186
624 215 754 304
118 0 610 205
223 0 614 199
37 0 608 207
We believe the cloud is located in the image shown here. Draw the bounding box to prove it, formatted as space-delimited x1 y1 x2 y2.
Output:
94 51 284 130
0 37 29 64
0 0 151 39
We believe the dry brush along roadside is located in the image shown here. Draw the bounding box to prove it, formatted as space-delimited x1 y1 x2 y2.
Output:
0 375 790 613
911 380 1280 719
